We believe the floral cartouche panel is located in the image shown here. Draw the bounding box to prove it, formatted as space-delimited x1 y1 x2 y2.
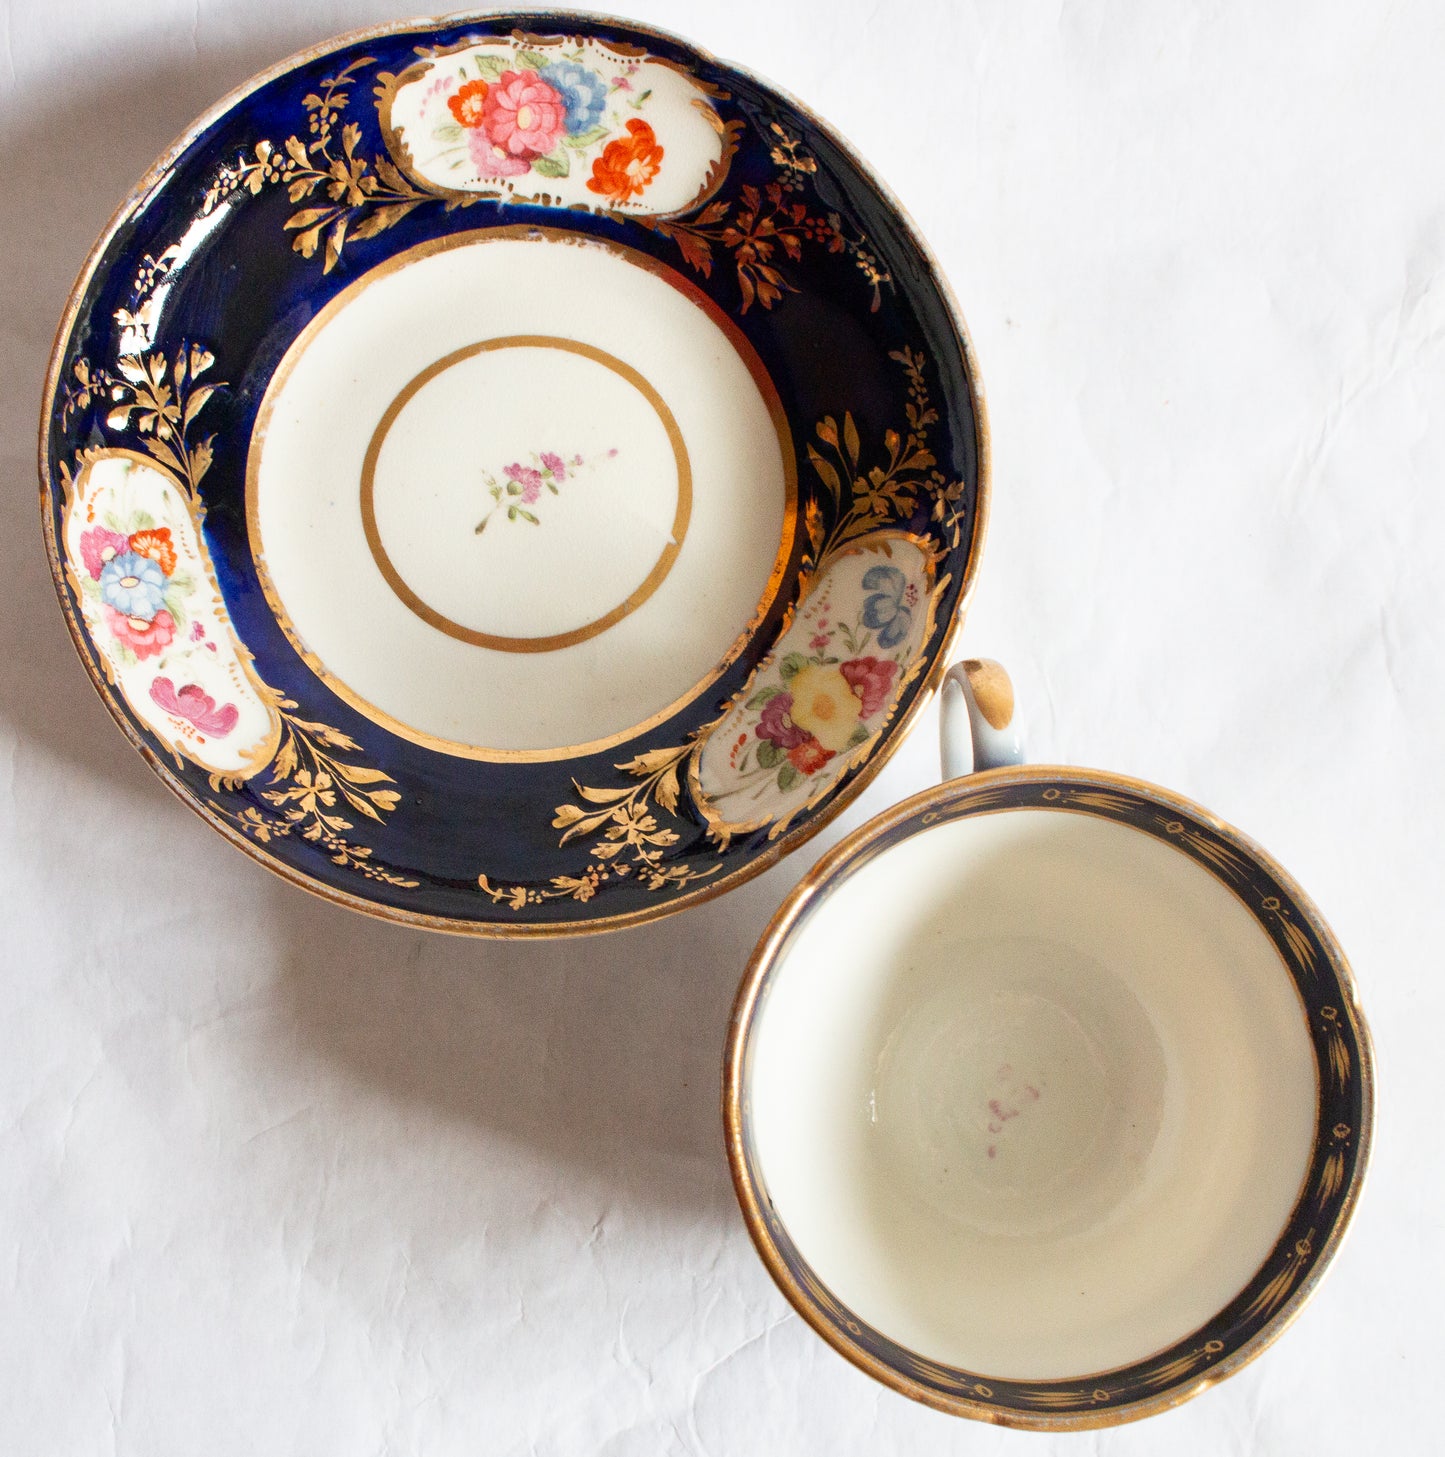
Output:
54 332 415 885
61 449 280 780
693 536 938 839
380 36 733 215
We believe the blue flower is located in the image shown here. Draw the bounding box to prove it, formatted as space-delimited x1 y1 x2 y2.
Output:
860 564 912 649
99 550 167 621
541 61 608 135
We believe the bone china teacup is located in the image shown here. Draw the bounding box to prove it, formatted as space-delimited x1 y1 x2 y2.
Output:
724 660 1373 1429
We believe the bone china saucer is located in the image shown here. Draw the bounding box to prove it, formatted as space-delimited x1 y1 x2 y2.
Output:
41 12 988 934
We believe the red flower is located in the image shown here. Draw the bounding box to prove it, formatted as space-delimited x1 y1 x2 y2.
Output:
787 737 834 775
149 677 239 736
103 605 175 660
586 119 664 202
448 79 489 128
128 526 177 577
840 656 898 718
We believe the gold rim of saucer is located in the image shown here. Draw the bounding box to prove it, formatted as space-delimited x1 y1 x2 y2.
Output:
37 8 992 939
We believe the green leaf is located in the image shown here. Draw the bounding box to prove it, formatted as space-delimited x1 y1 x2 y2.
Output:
532 149 570 179
475 53 508 79
507 505 519 519
756 739 783 769
516 48 551 71
566 124 608 148
779 652 809 681
777 764 801 793
745 684 785 710
847 723 871 747
506 481 522 495
519 509 539 524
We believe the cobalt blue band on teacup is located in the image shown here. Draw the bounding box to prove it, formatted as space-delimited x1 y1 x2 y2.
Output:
724 658 1373 1430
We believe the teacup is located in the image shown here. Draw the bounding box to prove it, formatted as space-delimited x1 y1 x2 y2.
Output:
724 661 1373 1429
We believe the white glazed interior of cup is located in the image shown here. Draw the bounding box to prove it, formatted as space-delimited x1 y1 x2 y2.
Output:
748 806 1318 1380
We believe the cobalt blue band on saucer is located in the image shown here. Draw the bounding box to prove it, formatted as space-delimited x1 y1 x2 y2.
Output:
41 12 989 935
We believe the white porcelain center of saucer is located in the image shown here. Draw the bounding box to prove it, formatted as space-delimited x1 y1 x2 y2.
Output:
363 337 686 648
748 809 1318 1380
249 229 790 756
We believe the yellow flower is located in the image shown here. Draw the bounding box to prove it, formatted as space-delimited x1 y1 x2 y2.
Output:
787 664 862 751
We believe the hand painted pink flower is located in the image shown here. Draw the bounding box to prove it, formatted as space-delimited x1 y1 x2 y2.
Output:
149 677 239 736
505 462 545 505
756 691 809 749
840 655 898 718
540 451 567 482
103 604 175 660
80 527 129 580
809 632 830 652
482 70 566 159
189 620 205 641
468 130 535 177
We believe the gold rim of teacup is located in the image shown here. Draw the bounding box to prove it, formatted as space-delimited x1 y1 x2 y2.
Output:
723 763 1375 1430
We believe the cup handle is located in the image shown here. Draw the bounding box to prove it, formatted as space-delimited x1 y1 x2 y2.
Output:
940 659 1026 781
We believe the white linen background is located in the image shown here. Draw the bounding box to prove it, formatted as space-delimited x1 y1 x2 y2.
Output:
1 2 1439 1452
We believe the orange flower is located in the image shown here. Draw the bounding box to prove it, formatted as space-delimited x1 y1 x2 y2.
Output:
448 79 489 128
586 118 664 202
128 527 177 576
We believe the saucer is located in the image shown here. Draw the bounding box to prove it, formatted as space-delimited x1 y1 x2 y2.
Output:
41 12 988 934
